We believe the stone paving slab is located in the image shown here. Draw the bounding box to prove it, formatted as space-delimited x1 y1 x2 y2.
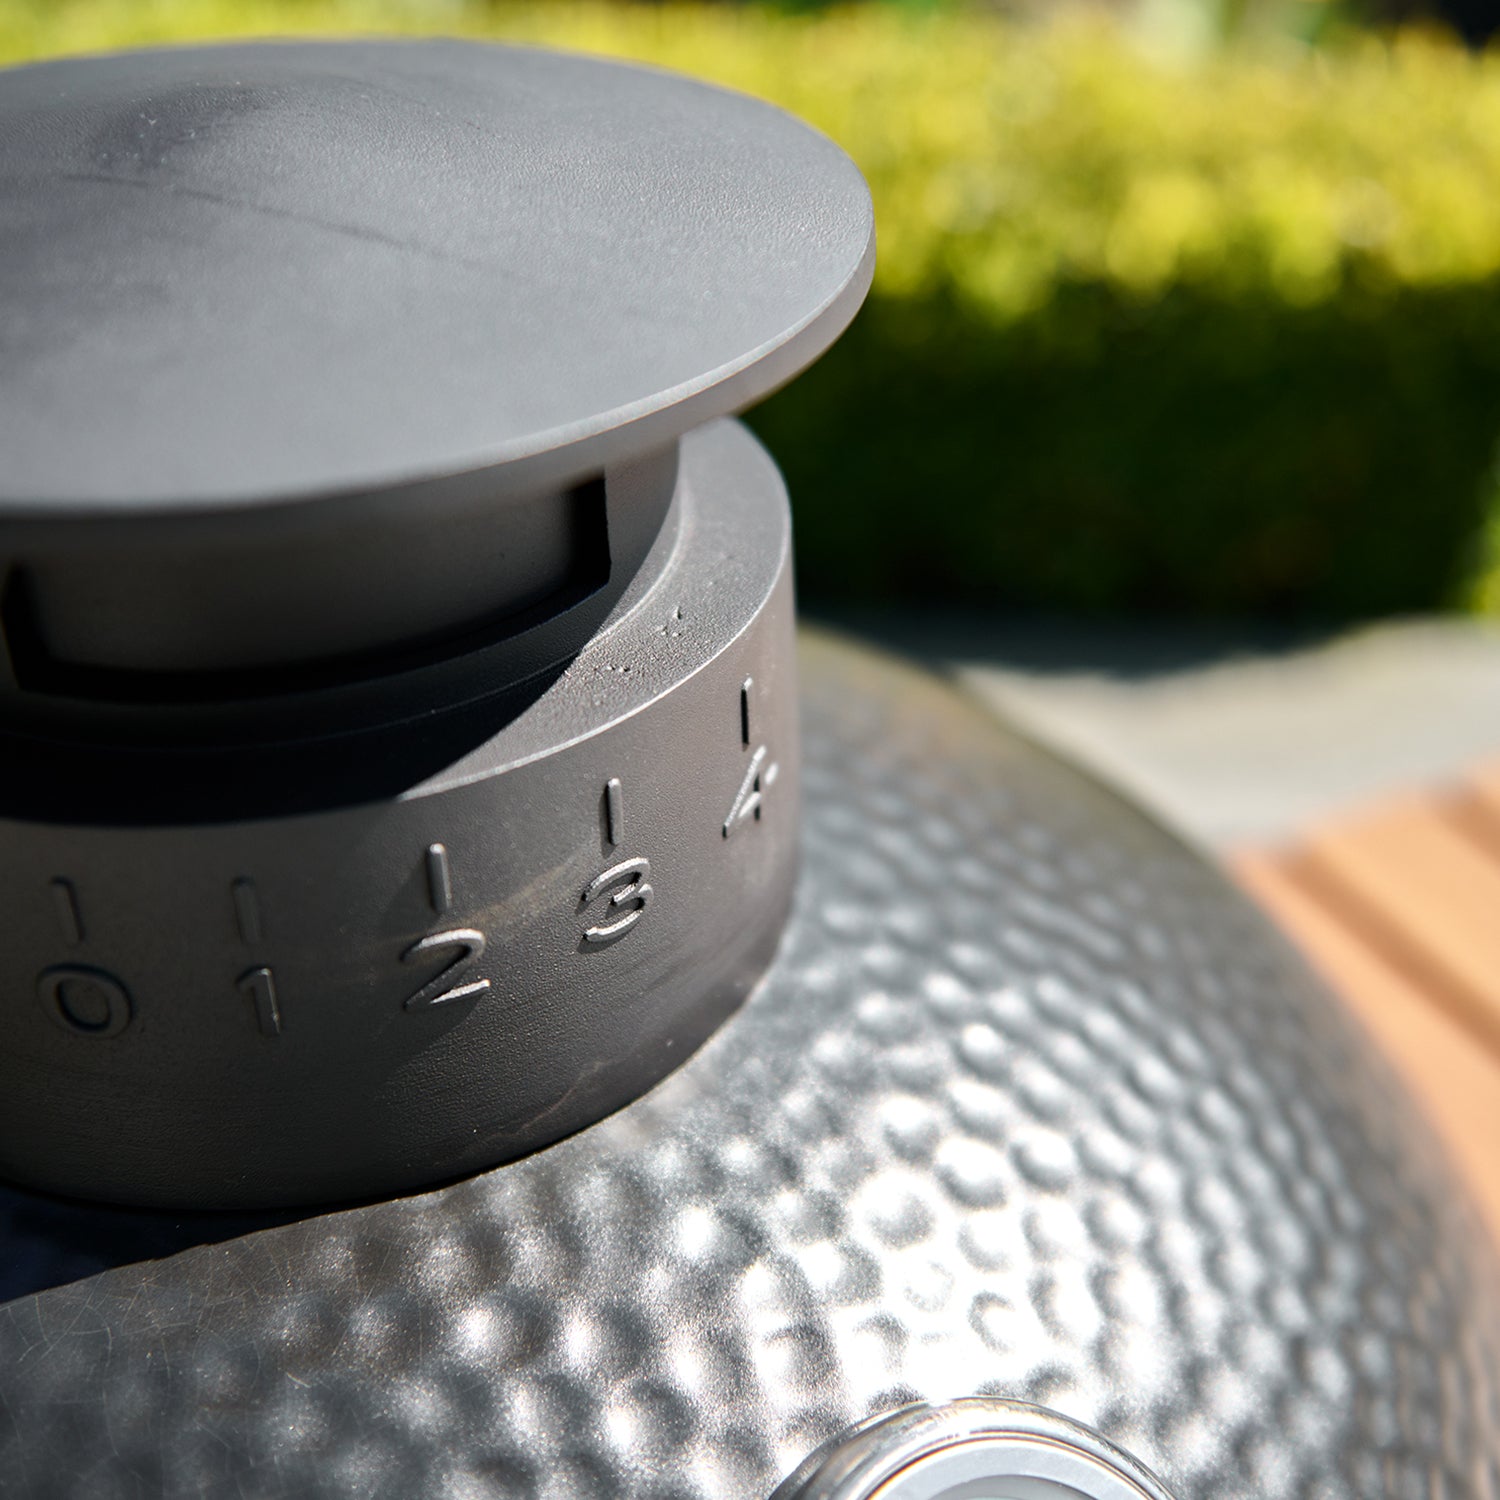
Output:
816 610 1500 849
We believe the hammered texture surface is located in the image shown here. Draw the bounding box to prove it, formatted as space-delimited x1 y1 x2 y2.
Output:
2 635 1499 1500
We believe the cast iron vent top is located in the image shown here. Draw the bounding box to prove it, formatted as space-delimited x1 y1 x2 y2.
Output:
0 39 874 519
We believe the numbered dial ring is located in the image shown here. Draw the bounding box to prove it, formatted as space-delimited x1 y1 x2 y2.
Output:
0 421 797 1209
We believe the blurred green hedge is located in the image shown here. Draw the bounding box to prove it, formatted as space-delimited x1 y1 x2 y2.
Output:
8 2 1500 616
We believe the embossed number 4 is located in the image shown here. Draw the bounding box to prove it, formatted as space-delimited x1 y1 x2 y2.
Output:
723 745 778 839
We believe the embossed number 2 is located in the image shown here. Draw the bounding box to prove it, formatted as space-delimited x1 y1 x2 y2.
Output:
401 928 490 1010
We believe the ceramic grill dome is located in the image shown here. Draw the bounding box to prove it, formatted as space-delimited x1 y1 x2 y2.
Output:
0 38 1496 1500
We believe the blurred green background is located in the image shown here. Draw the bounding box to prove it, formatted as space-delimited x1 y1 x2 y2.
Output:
6 0 1500 621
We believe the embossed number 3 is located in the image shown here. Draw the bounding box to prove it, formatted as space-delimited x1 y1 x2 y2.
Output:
581 858 652 946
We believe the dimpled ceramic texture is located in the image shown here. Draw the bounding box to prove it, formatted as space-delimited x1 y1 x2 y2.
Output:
2 636 1498 1499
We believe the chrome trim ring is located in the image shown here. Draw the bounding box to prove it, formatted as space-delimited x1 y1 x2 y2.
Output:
774 1401 1179 1500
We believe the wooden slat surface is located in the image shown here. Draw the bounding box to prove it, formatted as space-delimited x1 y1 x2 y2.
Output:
1234 851 1500 1246
1458 759 1500 823
1230 764 1500 1249
1289 794 1500 1062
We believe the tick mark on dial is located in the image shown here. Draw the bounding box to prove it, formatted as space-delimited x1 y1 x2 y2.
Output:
605 778 625 848
426 843 453 916
49 879 83 947
232 877 263 946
